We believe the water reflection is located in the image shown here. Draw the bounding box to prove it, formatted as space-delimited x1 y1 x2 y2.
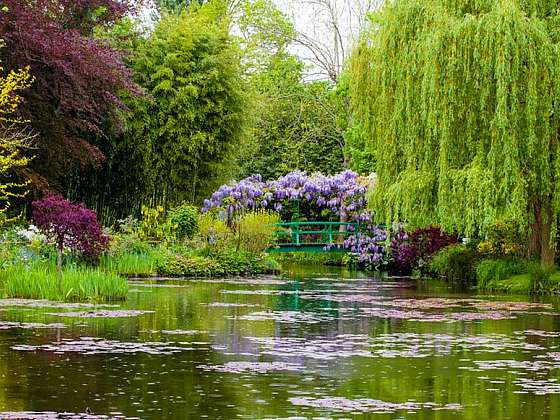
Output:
0 264 560 419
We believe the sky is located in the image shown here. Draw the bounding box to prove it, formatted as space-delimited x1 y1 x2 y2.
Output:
136 0 382 80
274 0 382 80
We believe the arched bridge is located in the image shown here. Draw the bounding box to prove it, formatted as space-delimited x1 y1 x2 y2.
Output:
269 221 358 253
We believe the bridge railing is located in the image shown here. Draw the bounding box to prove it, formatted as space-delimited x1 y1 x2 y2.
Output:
272 221 359 246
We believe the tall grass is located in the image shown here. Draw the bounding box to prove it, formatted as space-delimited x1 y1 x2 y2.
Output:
100 252 160 276
1 264 128 302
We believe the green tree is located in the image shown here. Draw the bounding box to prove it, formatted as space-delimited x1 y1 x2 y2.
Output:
155 0 204 13
0 47 33 225
130 1 246 206
348 0 560 265
238 52 345 180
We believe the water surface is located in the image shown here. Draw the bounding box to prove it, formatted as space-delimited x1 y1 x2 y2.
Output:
1 264 560 419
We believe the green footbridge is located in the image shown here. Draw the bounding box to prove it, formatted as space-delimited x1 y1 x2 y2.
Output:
268 221 358 253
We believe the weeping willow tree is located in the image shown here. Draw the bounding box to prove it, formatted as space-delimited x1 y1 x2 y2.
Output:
348 0 560 264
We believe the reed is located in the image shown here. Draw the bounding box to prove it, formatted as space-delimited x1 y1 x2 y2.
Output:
100 252 160 276
0 264 128 302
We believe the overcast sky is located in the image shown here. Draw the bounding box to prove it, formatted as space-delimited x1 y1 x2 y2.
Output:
138 0 381 80
273 0 382 80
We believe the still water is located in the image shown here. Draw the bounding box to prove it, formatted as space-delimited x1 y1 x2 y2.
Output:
1 264 560 419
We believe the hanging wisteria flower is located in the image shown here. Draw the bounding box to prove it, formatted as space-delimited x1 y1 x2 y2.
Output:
343 228 388 267
204 170 369 222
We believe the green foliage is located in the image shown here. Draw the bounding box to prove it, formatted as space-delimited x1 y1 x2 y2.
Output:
77 2 248 219
100 252 161 276
527 263 559 295
156 254 224 276
0 226 54 269
335 71 374 174
168 203 199 240
196 212 233 252
138 206 171 241
1 264 128 302
476 258 528 291
155 0 202 13
477 220 526 258
102 234 165 276
127 3 247 206
349 0 560 262
236 0 295 72
238 52 345 180
429 244 478 283
108 233 152 256
156 249 278 277
276 252 346 266
235 210 279 254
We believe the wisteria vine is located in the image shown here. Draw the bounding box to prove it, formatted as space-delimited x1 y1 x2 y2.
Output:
204 171 388 265
203 170 370 222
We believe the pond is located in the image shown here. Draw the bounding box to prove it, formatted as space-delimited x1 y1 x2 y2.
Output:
1 264 560 419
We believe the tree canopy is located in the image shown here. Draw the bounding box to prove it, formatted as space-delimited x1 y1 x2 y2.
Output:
0 0 138 193
121 2 246 208
348 0 560 263
238 52 345 180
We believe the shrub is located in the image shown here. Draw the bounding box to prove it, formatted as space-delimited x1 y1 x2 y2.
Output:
476 258 528 290
108 234 152 257
138 206 172 241
156 248 279 277
116 215 139 235
429 244 478 283
157 254 225 277
528 263 558 295
196 212 232 252
390 226 458 273
477 220 525 258
342 226 388 269
235 210 280 254
33 195 110 264
168 203 199 240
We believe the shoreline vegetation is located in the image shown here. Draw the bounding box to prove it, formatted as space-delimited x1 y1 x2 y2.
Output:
3 180 560 302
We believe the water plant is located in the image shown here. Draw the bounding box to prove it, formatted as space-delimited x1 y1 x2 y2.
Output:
1 264 128 302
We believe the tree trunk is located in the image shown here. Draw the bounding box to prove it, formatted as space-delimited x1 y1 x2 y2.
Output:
57 247 63 291
528 201 555 267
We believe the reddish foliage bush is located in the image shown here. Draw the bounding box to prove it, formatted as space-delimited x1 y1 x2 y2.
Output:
390 226 458 273
32 195 109 262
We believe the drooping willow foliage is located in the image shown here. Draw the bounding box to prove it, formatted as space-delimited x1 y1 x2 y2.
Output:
348 0 560 262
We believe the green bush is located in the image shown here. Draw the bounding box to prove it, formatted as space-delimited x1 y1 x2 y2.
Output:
168 203 199 240
158 254 225 277
108 234 152 256
196 212 233 252
138 206 172 241
476 258 528 290
1 264 128 302
156 248 279 277
429 244 478 283
528 263 559 295
235 210 280 254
